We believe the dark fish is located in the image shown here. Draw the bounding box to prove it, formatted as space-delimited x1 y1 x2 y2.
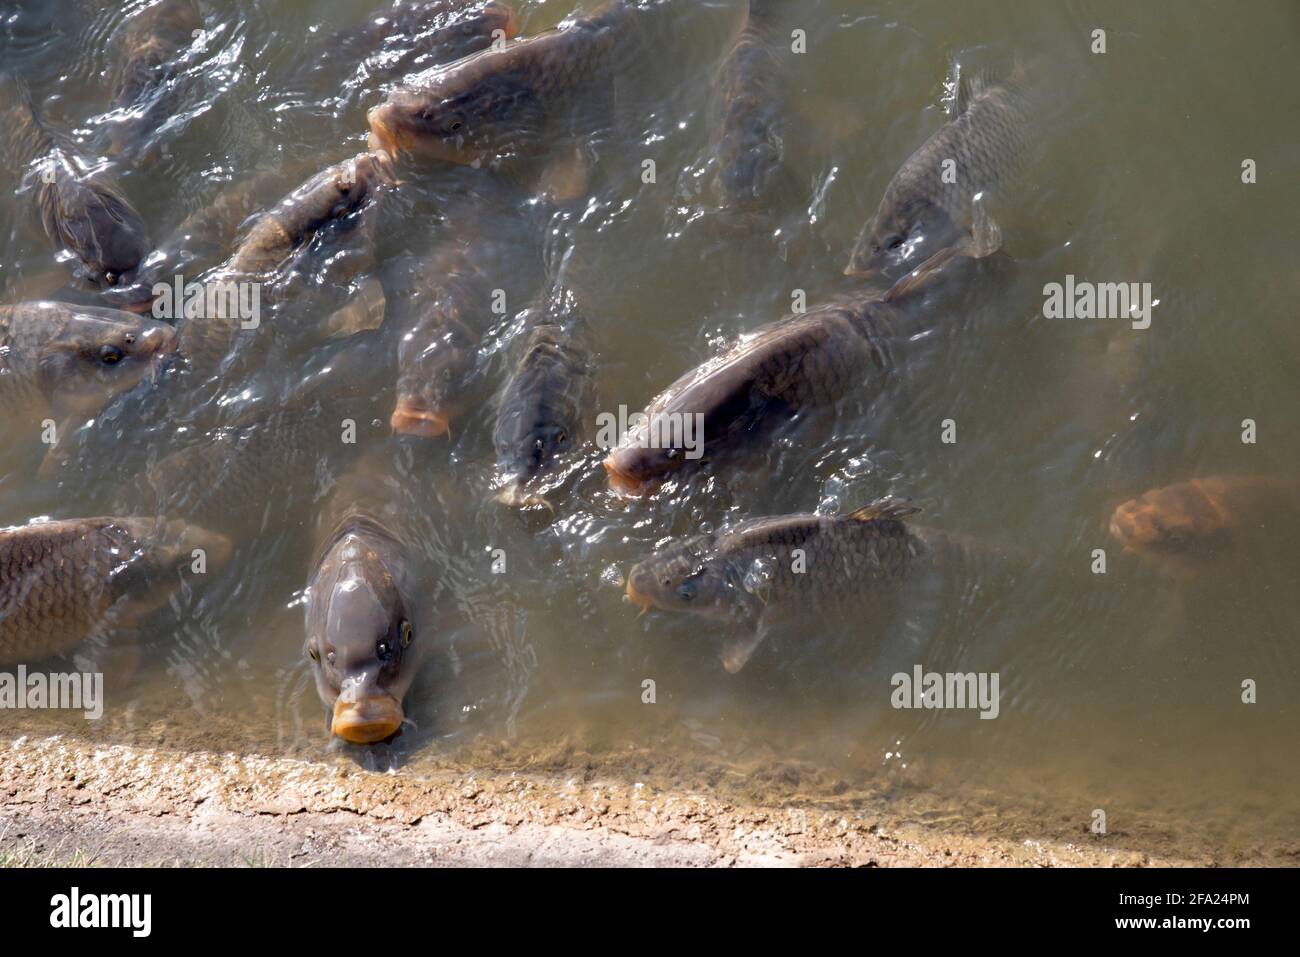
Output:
604 296 895 496
0 300 177 421
367 1 639 169
175 151 396 376
223 150 396 276
1109 475 1300 578
0 74 152 292
299 0 518 93
108 0 202 158
844 70 1037 292
0 516 231 667
712 0 788 215
306 463 422 744
626 499 941 672
492 284 596 507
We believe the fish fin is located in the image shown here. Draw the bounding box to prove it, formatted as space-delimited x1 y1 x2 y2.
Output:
34 416 84 479
536 143 590 204
721 618 770 674
848 497 922 523
883 246 960 301
322 277 386 339
968 193 1003 258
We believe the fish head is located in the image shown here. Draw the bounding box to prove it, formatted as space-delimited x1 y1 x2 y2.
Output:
34 304 178 417
306 532 416 744
391 312 476 439
494 414 574 496
367 52 547 165
41 162 152 292
1108 482 1234 560
604 435 692 498
845 198 960 280
626 539 736 620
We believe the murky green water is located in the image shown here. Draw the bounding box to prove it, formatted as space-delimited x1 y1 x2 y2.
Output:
2 0 1299 864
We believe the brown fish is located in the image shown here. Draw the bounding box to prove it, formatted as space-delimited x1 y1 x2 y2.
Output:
367 1 639 169
1109 475 1300 578
0 74 152 292
492 284 596 507
712 0 788 215
108 0 202 157
0 300 177 422
604 296 896 496
626 499 959 672
306 462 424 744
0 517 231 667
844 69 1038 293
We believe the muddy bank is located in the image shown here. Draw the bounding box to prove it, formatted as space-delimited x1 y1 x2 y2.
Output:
1 733 1187 867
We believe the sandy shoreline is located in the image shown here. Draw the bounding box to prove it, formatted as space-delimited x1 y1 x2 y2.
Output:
0 733 1186 867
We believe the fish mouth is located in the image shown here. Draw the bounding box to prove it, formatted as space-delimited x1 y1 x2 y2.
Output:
331 694 405 744
359 148 399 188
390 399 451 438
494 480 554 511
603 456 654 497
624 578 655 616
366 105 408 157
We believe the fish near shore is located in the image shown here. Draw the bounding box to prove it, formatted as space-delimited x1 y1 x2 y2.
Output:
492 284 596 508
306 461 425 744
604 296 898 496
0 517 231 668
0 74 152 293
626 500 965 673
845 67 1041 294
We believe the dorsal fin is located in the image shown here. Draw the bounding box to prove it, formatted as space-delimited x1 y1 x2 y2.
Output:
847 497 922 523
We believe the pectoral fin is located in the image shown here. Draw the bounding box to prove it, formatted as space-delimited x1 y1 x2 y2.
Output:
322 277 386 339
720 616 770 674
535 143 590 204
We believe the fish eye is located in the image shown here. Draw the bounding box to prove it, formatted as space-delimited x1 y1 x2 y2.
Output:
885 235 905 251
376 639 393 661
308 644 320 662
99 345 124 365
555 430 568 446
104 271 119 286
400 620 413 648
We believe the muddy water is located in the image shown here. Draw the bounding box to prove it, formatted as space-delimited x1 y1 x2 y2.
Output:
2 0 1299 865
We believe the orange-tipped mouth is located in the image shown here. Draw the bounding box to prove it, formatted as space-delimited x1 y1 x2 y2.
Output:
493 1 521 40
391 400 450 438
624 579 654 617
367 106 405 157
603 457 652 497
331 696 404 744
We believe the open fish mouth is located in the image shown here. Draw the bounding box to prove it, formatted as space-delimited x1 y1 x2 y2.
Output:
494 481 554 511
390 399 450 438
366 106 407 156
331 694 405 744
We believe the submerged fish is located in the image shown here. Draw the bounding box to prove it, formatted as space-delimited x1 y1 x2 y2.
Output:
0 300 177 421
223 151 396 276
367 1 639 173
712 0 788 215
0 74 152 291
1109 475 1299 578
844 69 1037 292
604 297 896 496
300 0 518 93
0 516 231 667
626 500 945 672
306 456 424 746
492 284 596 507
108 0 202 158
